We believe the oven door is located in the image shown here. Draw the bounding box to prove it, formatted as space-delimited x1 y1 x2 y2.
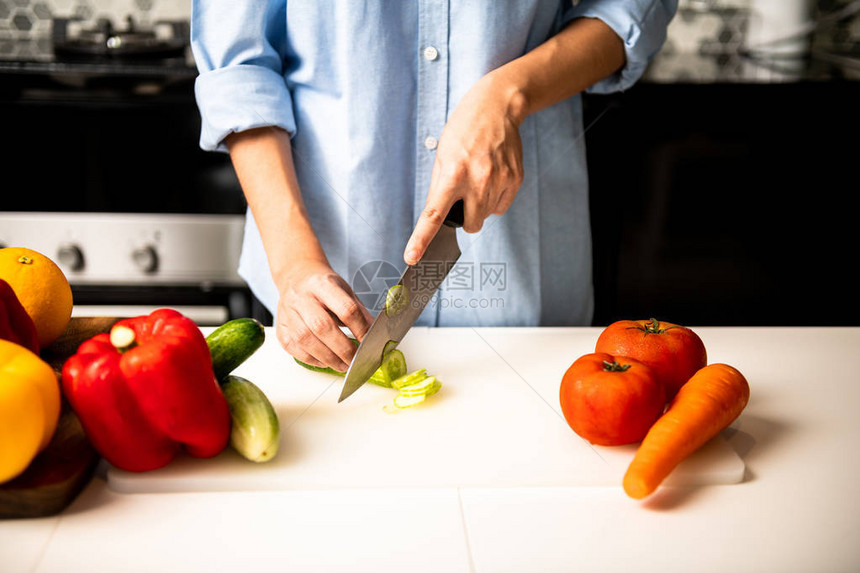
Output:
1 43 271 326
0 212 267 327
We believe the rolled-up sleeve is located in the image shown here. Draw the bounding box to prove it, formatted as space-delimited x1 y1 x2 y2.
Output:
191 0 295 152
563 0 677 93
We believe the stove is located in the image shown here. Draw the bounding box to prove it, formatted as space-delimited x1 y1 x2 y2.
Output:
0 14 263 325
0 213 252 325
0 213 244 287
0 14 197 94
52 16 188 59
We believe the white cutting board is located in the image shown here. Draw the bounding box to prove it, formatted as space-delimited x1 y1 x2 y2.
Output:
108 328 744 493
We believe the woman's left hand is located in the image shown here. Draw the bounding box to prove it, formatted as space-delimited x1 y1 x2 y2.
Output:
404 73 526 265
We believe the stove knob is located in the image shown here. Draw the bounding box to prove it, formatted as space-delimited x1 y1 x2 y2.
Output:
57 244 85 272
132 245 159 274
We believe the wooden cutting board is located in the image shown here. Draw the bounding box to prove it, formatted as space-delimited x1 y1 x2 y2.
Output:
0 317 118 518
108 328 745 494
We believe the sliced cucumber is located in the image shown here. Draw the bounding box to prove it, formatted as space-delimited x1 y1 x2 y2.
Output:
391 369 428 389
368 349 407 388
385 285 408 317
392 394 427 409
220 375 280 463
383 370 443 412
291 338 444 412
382 340 399 356
206 318 266 381
398 376 441 398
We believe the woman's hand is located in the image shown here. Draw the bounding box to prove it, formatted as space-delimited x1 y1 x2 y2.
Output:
403 17 625 266
404 73 526 265
275 259 373 373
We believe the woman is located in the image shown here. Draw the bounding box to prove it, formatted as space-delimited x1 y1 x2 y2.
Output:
191 1 676 372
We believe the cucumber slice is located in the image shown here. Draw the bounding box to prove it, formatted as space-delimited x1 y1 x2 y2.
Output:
385 285 408 317
398 376 441 398
393 394 427 409
391 369 428 389
368 349 407 388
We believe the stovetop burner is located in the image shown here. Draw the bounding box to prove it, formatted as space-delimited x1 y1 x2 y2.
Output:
0 15 196 93
52 16 188 59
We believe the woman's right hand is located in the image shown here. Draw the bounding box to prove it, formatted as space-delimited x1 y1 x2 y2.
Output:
274 260 373 373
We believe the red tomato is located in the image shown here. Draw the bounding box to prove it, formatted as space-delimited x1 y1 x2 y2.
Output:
595 318 707 400
559 352 666 446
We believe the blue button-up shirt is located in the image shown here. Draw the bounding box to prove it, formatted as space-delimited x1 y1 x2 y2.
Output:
191 0 675 327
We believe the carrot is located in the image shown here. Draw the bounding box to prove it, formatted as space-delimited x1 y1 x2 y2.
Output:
623 363 750 499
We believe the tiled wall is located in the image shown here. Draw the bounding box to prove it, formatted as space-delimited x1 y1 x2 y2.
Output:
647 0 860 81
0 0 189 32
2 0 858 80
0 0 190 59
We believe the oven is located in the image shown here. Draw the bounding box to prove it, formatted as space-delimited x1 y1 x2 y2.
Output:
0 13 267 326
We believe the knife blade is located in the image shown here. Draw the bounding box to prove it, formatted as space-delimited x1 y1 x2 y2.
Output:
338 200 464 403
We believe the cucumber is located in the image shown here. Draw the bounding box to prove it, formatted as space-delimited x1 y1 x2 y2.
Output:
293 337 359 376
293 359 346 376
207 322 279 462
221 375 280 463
206 318 265 381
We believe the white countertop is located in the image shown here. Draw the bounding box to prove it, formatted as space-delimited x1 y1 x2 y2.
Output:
3 326 859 573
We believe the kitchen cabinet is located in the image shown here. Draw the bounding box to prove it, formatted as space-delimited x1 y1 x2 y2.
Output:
584 81 860 327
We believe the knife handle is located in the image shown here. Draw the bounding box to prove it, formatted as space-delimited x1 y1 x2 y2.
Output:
443 200 465 229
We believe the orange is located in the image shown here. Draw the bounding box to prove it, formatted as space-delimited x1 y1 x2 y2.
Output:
0 247 73 348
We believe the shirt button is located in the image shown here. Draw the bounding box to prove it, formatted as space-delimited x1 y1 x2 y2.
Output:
424 136 438 150
423 46 439 61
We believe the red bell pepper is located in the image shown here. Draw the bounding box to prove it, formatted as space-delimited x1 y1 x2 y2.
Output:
61 308 231 472
0 278 40 354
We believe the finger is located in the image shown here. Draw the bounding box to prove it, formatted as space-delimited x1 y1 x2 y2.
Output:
316 278 372 344
298 303 356 370
360 304 373 324
276 317 327 368
291 307 350 372
492 185 517 215
292 348 327 369
404 195 455 265
485 180 507 218
462 190 487 233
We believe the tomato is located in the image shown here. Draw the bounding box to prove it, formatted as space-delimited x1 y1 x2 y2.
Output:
595 318 707 401
559 352 665 446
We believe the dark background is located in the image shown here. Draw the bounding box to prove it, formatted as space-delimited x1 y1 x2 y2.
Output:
583 81 859 327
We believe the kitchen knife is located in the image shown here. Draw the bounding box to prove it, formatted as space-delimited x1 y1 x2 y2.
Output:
338 200 465 403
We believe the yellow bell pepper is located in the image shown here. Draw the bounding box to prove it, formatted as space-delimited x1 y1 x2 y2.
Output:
0 339 60 483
